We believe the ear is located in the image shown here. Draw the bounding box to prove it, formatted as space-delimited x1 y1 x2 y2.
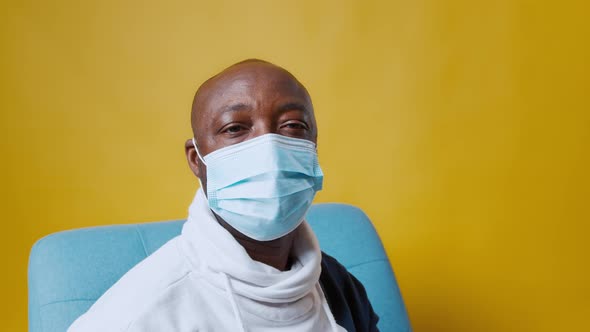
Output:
184 138 202 179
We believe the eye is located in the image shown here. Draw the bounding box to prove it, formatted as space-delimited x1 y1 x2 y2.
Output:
281 121 309 131
221 124 248 135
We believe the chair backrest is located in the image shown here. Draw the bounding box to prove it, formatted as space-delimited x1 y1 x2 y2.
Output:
28 203 410 331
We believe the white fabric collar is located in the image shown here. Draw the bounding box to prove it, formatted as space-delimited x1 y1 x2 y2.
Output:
180 188 322 303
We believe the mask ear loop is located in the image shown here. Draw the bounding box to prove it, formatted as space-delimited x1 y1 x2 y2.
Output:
192 137 208 166
192 137 208 192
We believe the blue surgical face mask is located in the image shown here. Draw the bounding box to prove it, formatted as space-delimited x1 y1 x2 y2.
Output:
192 134 323 241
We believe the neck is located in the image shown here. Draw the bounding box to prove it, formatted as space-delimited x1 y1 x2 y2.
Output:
214 213 297 271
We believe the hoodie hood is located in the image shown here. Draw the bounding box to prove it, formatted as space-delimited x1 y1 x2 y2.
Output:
179 189 343 331
180 188 322 304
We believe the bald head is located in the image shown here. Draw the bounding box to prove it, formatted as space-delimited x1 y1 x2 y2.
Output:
190 59 315 143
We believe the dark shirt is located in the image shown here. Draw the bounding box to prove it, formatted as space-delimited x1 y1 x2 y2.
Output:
320 252 380 332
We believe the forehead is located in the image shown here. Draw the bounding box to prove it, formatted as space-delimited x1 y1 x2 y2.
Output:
194 63 311 116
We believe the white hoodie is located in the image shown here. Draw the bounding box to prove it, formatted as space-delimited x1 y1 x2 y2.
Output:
68 189 345 332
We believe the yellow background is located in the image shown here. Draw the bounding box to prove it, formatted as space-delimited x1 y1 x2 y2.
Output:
1 0 589 331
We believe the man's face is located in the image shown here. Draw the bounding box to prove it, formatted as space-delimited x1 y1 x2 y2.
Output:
185 62 318 191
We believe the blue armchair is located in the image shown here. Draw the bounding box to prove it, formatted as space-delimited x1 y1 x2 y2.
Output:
28 203 411 331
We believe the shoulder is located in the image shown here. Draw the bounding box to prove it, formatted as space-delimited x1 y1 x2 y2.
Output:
320 252 380 332
68 237 192 332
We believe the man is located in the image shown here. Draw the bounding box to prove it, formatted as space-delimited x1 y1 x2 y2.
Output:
68 59 379 331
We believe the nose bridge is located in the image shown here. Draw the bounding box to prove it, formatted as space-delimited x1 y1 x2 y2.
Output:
251 100 277 138
252 120 275 137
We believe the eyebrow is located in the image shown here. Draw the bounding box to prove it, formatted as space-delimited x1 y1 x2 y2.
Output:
217 102 309 115
276 102 309 114
218 102 252 114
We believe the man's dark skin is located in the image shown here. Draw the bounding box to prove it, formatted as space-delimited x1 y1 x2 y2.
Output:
184 59 318 272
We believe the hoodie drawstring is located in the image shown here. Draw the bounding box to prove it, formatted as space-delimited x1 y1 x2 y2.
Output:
316 283 340 332
223 273 247 332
